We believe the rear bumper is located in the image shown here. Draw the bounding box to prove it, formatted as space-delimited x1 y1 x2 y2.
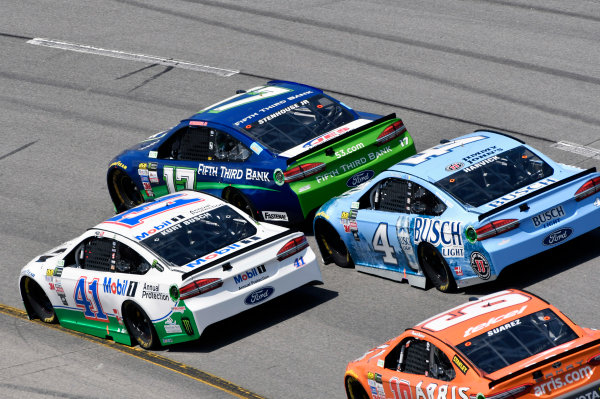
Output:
184 250 322 336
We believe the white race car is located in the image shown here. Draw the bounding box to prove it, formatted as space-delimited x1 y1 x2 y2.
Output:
19 190 322 349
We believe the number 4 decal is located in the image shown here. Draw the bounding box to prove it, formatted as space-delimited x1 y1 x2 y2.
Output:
372 223 398 265
74 277 108 322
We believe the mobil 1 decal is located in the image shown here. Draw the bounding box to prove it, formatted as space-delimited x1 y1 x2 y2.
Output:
413 217 464 258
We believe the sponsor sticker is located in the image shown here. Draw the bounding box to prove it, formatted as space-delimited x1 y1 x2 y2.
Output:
244 286 274 305
262 211 288 222
445 162 464 172
347 170 374 188
470 252 491 280
542 228 573 246
531 205 565 228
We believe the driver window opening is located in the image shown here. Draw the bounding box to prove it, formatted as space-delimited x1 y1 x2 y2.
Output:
65 237 150 274
385 338 456 382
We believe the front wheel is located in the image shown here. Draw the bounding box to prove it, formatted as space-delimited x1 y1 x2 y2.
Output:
345 377 369 399
22 277 57 323
315 222 354 268
418 243 456 293
110 169 144 212
123 303 159 349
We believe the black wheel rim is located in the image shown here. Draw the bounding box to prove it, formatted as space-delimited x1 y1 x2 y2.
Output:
25 279 55 320
422 247 449 287
126 306 154 348
113 172 143 209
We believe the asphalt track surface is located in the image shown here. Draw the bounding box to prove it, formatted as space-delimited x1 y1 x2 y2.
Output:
1 1 600 398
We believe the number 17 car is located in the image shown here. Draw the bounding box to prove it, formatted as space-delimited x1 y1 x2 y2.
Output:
345 289 600 399
314 131 600 292
19 191 322 349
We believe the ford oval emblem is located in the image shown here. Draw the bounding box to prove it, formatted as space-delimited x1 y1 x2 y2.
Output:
347 170 375 188
244 286 275 305
542 228 573 246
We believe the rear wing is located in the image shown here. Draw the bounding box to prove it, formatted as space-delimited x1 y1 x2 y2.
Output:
478 167 597 222
286 113 398 165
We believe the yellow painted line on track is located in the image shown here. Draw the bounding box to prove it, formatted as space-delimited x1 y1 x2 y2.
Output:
0 303 267 399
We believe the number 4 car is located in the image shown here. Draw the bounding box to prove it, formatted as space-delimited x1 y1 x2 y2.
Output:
19 191 322 349
314 131 600 292
345 289 600 399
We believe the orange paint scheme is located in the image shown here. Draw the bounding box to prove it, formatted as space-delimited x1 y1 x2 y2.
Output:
345 290 600 399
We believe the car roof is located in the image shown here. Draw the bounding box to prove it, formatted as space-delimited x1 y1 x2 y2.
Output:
412 289 548 347
388 131 525 182
186 80 325 128
96 191 229 241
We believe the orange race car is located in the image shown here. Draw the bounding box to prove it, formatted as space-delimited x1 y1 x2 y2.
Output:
345 289 600 399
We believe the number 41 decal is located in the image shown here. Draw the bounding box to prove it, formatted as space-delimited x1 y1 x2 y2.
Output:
75 277 108 322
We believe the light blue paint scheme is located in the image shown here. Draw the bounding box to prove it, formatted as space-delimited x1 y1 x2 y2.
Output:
314 132 600 289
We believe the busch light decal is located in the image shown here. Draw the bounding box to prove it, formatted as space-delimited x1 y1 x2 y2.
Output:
413 217 464 258
244 286 274 305
347 170 374 188
542 228 573 246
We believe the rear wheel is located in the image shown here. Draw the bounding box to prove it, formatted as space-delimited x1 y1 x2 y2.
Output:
123 303 159 349
224 189 256 219
345 377 369 399
23 278 57 323
110 169 144 212
315 221 354 268
418 243 456 293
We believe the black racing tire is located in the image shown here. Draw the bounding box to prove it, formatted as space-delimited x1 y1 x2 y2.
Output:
345 377 369 399
110 169 144 212
315 221 354 268
224 189 257 220
123 302 159 350
418 243 456 293
22 277 57 323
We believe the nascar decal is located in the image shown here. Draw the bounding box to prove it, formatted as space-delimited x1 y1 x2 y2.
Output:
184 236 262 268
413 218 464 258
367 372 385 399
315 145 392 184
487 177 558 208
401 135 488 165
470 252 491 280
106 193 204 228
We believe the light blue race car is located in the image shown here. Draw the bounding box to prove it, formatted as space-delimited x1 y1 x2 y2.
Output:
313 131 600 292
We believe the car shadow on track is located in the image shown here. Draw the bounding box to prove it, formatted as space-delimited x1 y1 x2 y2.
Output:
163 284 337 353
462 227 600 296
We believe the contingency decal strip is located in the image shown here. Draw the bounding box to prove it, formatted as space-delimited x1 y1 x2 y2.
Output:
27 38 239 77
0 304 266 399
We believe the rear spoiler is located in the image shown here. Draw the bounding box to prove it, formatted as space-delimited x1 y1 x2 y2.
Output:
489 338 600 388
478 167 597 222
182 230 292 280
286 113 398 165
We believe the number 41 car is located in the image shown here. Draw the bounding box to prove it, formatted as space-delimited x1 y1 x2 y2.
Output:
107 80 415 224
314 131 600 292
19 190 322 349
345 289 600 399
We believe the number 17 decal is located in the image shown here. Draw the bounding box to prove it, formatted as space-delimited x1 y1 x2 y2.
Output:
75 277 108 322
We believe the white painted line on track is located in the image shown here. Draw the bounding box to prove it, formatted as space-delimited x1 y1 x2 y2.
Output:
27 37 239 77
551 141 600 161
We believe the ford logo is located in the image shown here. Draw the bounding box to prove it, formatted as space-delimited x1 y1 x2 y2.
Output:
244 286 275 305
542 228 573 246
347 170 374 188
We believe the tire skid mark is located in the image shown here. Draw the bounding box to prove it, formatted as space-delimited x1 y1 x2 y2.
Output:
124 0 600 86
0 304 268 399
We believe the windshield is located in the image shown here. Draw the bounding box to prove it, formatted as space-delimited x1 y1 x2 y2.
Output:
456 309 578 374
140 205 257 266
241 94 355 153
436 146 554 207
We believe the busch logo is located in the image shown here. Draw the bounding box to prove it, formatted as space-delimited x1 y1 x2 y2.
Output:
244 286 274 305
413 218 463 246
532 205 565 227
103 277 138 297
234 265 266 284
